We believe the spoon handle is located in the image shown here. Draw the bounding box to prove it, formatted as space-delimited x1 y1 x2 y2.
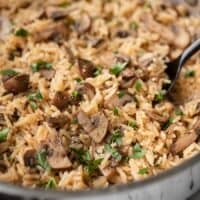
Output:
178 38 200 69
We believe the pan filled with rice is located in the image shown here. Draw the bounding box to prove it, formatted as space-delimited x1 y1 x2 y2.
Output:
0 0 199 199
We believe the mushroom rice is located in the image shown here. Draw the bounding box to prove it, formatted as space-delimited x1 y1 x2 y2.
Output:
0 0 200 190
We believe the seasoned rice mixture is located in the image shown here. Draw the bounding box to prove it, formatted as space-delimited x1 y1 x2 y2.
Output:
0 0 199 190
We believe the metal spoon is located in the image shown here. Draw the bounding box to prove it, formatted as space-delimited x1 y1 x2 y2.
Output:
165 38 200 103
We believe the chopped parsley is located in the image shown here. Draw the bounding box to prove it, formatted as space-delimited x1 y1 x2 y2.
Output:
0 128 9 142
30 61 52 72
175 108 183 116
15 28 29 37
134 80 142 92
93 67 102 77
128 121 138 130
27 91 43 110
113 107 119 116
138 167 149 175
109 130 122 145
59 1 70 7
162 117 174 130
110 62 127 76
0 69 18 76
154 90 166 103
130 21 139 30
71 148 102 175
184 70 195 78
104 144 122 161
72 90 81 98
36 149 51 171
71 117 78 124
45 178 57 189
118 90 125 98
130 144 146 159
74 77 82 83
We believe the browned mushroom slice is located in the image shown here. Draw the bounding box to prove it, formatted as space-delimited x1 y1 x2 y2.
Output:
32 22 68 43
46 133 71 169
119 68 136 89
104 93 133 109
147 110 168 123
90 112 108 143
2 74 29 94
77 111 109 143
45 6 69 20
77 82 95 100
48 115 69 129
138 53 155 68
0 160 7 173
74 13 91 34
23 149 37 168
40 69 55 80
171 131 198 154
0 142 9 154
77 58 95 79
116 30 130 38
52 91 69 110
77 111 93 132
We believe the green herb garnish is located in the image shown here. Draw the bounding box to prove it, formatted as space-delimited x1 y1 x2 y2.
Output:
154 90 166 103
71 148 102 175
134 80 142 92
162 117 174 130
0 69 18 76
118 90 125 98
27 91 43 110
110 62 127 76
30 61 52 72
138 167 149 175
74 77 82 83
128 121 138 130
104 144 122 161
130 144 145 159
45 178 57 189
175 108 183 116
130 21 139 30
0 128 9 142
94 67 102 77
113 107 119 116
109 130 122 145
15 28 29 37
72 91 80 98
59 1 70 7
36 149 51 170
27 91 43 101
184 70 195 78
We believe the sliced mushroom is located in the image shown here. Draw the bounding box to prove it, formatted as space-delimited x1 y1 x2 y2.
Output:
104 93 133 109
147 110 168 123
64 45 76 64
77 58 96 79
0 160 7 173
45 132 71 169
23 149 37 168
77 82 95 100
77 111 94 132
40 69 55 80
48 115 69 129
2 74 29 94
52 91 69 110
90 112 109 143
32 22 68 43
119 68 136 89
74 13 91 34
0 142 9 154
116 30 130 38
45 6 69 20
138 53 155 68
77 111 109 143
0 16 12 41
142 14 190 48
171 131 198 154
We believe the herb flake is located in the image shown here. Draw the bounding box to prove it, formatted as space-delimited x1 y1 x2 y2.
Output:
36 149 51 170
30 61 52 72
138 167 149 175
104 144 122 161
0 128 9 142
0 69 18 76
15 28 29 37
110 62 127 76
130 144 145 159
45 178 57 189
184 70 195 78
109 130 122 145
